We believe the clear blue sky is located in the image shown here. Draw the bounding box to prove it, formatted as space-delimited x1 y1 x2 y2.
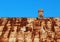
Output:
0 0 60 17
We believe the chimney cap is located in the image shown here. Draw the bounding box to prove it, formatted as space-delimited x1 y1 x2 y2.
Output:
38 9 44 12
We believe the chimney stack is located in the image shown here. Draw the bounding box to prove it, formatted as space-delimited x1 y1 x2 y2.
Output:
38 9 44 19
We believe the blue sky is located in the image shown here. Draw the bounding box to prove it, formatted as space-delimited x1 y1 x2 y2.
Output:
0 0 60 18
